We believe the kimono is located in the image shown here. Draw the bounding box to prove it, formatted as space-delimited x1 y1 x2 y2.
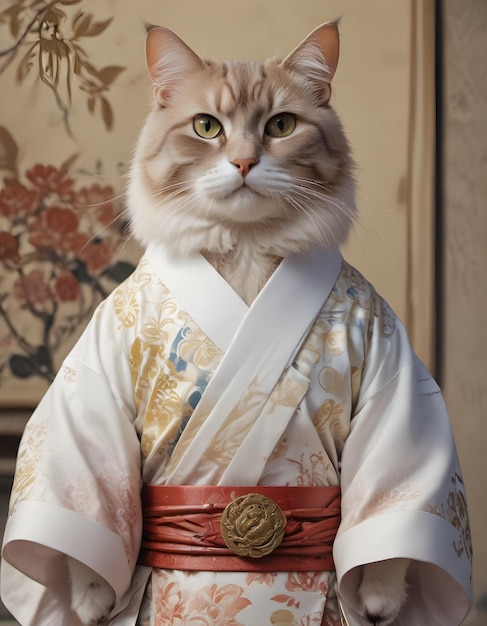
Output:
1 242 472 626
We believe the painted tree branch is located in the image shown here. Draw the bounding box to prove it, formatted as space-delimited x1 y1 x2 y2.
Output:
0 0 125 133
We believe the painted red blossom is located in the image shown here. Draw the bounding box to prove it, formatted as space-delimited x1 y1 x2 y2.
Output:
25 164 75 201
76 184 116 225
28 206 89 255
79 239 113 272
0 231 19 261
13 269 52 308
0 181 38 218
54 271 79 302
0 132 136 386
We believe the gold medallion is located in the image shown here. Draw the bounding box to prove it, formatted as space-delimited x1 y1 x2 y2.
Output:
220 493 286 558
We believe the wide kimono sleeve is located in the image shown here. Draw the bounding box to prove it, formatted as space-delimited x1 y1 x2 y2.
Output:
333 298 473 625
0 299 142 626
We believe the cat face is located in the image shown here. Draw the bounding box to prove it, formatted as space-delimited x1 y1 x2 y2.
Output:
128 24 355 256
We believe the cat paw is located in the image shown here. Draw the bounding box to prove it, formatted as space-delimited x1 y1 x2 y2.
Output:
358 559 409 626
68 558 116 625
360 592 402 625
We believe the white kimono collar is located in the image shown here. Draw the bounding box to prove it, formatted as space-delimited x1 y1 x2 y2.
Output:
145 243 343 485
145 242 343 357
145 243 248 352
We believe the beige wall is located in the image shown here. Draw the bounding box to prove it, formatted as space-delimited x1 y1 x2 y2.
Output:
442 1 487 623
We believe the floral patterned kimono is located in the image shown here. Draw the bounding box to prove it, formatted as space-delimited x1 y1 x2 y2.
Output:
1 243 472 625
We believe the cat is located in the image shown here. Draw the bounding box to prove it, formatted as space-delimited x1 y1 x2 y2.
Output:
68 22 410 626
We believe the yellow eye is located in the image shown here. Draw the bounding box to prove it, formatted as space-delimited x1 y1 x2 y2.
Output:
193 114 223 139
264 113 296 138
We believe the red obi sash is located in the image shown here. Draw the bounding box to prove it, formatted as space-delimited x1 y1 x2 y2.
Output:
138 484 341 572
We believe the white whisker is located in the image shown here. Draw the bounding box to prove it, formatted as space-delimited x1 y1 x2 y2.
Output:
76 207 132 253
74 191 128 214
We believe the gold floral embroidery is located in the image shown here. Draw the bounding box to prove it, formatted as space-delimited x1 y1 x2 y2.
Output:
139 316 172 350
324 328 347 356
128 290 223 461
197 369 308 475
141 388 182 458
269 609 297 625
62 365 76 382
318 367 346 398
200 378 267 470
292 320 325 378
192 338 221 369
113 259 152 329
428 472 472 560
313 399 349 454
288 451 335 487
114 284 140 329
9 419 48 508
269 371 309 409
310 318 347 358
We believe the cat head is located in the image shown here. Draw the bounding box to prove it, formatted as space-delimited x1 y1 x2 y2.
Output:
127 23 356 256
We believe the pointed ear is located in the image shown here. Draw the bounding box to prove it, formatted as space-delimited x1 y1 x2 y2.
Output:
282 22 339 104
145 26 204 107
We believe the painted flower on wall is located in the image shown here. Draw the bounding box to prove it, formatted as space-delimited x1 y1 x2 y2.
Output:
0 127 135 385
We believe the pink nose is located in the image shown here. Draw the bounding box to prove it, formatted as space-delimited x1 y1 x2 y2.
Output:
231 158 258 177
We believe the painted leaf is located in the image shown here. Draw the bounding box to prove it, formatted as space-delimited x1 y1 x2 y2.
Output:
49 5 68 22
82 59 100 79
59 152 79 175
2 4 22 38
16 45 37 83
70 259 92 284
9 355 36 379
50 38 69 58
85 18 113 37
0 125 19 173
73 14 92 38
71 10 84 30
103 261 136 283
100 96 113 130
76 16 113 38
97 65 126 86
72 52 82 76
